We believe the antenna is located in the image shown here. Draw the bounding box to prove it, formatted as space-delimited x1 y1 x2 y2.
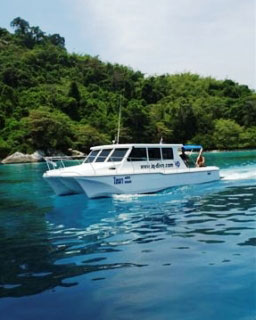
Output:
116 95 122 144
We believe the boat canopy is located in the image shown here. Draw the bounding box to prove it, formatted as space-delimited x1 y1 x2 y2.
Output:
183 145 203 151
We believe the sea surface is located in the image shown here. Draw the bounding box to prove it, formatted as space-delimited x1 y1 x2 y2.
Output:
0 150 255 320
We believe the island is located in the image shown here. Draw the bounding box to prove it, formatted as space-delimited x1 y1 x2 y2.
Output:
0 17 255 164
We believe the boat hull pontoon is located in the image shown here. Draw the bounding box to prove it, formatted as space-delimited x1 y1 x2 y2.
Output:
75 168 219 198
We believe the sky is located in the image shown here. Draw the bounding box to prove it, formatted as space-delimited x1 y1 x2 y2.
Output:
1 0 255 89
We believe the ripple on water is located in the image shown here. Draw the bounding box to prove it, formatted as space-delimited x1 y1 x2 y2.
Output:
0 160 256 320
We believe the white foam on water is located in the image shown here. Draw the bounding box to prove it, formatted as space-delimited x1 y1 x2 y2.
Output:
113 193 150 201
221 167 256 181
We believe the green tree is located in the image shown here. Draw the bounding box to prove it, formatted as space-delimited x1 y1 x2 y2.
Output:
239 127 256 148
68 81 81 101
74 124 110 152
48 34 65 48
122 99 150 142
229 95 256 127
213 119 243 149
168 98 197 143
25 108 74 151
0 137 11 158
10 17 30 35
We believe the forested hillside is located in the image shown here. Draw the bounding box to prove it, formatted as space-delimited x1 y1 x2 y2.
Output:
0 18 255 158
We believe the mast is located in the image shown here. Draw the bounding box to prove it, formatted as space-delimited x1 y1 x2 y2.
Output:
116 95 122 144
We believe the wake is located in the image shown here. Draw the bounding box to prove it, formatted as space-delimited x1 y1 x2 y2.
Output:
112 165 256 202
221 166 256 181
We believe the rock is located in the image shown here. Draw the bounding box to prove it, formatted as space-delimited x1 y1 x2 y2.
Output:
1 149 86 164
31 150 45 161
46 149 67 157
2 152 34 164
68 148 85 157
1 150 46 164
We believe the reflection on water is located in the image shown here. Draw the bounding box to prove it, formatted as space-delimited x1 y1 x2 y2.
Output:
0 183 255 299
0 153 255 320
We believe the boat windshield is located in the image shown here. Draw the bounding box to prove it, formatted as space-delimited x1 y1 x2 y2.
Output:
95 149 113 162
84 150 100 163
108 148 129 162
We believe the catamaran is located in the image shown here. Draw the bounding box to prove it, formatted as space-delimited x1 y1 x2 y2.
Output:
43 144 220 198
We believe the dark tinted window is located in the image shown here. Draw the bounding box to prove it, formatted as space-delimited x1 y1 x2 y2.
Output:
127 148 147 161
84 150 100 163
162 148 173 160
95 149 112 162
148 148 161 161
108 148 128 162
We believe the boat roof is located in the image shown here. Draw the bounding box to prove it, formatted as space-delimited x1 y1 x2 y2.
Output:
183 145 203 151
91 143 183 150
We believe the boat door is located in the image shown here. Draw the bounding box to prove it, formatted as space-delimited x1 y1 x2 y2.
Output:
125 147 150 173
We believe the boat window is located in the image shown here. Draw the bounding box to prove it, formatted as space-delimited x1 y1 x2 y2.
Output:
148 148 161 161
127 148 147 161
162 148 173 160
84 150 100 163
95 149 113 162
108 148 128 162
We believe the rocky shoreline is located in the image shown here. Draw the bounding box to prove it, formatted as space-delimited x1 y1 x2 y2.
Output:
2 148 254 164
1 149 85 164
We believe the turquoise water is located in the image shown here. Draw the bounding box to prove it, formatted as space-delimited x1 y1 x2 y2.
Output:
0 151 255 320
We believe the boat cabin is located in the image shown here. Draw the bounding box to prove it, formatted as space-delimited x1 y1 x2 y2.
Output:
83 144 189 171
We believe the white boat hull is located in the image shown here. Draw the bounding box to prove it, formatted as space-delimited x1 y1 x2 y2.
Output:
44 176 84 196
43 143 220 199
75 167 220 198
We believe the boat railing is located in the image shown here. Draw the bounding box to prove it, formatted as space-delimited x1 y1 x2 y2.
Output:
44 156 85 171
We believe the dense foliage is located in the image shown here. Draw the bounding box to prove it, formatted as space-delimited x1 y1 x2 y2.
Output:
0 18 255 158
